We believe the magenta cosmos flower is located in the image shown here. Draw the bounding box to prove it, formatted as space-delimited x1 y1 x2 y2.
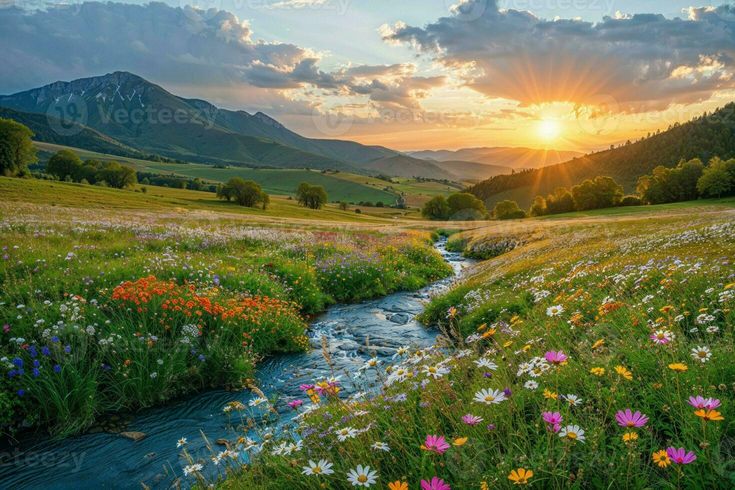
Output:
461 414 483 426
666 447 697 465
422 435 450 455
421 477 451 490
542 411 563 432
287 399 303 409
615 409 649 428
688 396 721 410
545 351 568 364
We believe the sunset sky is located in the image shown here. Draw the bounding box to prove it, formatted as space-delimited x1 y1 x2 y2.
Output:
1 0 735 152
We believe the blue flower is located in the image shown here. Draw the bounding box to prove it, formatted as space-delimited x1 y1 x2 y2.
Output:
32 368 40 378
101 364 111 371
198 354 206 362
32 359 40 368
51 336 60 343
53 365 62 373
17 368 24 376
64 345 71 354
17 389 25 397
28 346 38 358
7 370 17 378
12 357 23 368
41 346 51 356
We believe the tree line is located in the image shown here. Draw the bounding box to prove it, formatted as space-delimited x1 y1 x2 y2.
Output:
421 192 487 220
44 149 137 188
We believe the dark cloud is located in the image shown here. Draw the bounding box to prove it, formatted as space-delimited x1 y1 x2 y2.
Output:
383 1 735 111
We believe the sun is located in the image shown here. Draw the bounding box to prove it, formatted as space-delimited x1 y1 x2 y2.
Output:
537 119 562 142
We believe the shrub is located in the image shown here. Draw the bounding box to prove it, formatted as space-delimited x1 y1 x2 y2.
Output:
492 200 526 220
620 195 643 206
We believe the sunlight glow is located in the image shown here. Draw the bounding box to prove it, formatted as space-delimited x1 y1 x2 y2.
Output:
537 119 562 142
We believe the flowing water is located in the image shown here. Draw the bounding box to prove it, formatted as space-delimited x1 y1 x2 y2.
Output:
0 241 471 489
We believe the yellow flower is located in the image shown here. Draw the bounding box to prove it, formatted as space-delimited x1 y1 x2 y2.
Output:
481 328 497 339
503 341 513 348
622 432 638 443
660 305 674 314
668 363 688 372
591 339 605 350
590 367 605 376
543 389 558 400
480 482 489 490
652 450 671 468
615 365 633 381
508 468 534 485
388 482 408 490
453 437 468 446
477 323 487 332
694 409 724 421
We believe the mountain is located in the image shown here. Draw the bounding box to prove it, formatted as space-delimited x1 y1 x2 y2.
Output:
361 155 459 180
0 107 144 158
0 71 395 170
434 160 511 182
468 103 735 209
409 147 583 169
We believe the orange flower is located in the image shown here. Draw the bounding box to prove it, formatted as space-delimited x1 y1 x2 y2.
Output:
508 468 533 485
694 409 724 421
453 437 468 446
388 482 408 490
652 450 671 468
668 363 688 373
615 365 633 381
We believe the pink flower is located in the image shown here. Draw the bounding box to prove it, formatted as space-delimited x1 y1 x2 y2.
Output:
2 324 9 334
666 447 697 465
288 399 303 409
299 384 314 392
461 414 483 426
422 435 450 455
615 409 649 428
544 351 568 364
421 477 451 490
688 396 721 410
542 411 563 432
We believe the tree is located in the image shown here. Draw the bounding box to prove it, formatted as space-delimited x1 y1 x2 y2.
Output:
46 150 82 181
338 201 349 211
447 192 486 220
0 118 36 176
296 183 328 209
571 176 623 210
545 188 575 214
96 161 137 188
421 195 450 220
217 177 269 208
697 158 733 198
493 200 526 220
529 196 547 216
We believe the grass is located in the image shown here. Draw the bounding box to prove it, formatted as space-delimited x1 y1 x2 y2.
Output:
0 180 453 438
34 142 400 205
0 176 422 224
214 202 735 489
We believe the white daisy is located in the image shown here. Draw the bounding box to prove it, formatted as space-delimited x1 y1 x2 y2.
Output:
524 380 539 390
302 459 335 476
559 425 585 443
474 358 499 370
546 305 564 317
347 465 378 487
371 441 390 452
422 364 450 379
335 427 358 441
183 463 203 476
176 437 187 448
690 346 712 363
473 388 507 405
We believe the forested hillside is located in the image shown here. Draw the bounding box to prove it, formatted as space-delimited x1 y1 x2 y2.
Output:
469 104 735 207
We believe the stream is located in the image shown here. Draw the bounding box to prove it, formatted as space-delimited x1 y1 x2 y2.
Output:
0 241 472 489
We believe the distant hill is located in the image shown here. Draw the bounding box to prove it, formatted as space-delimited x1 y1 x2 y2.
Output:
362 155 458 181
409 147 583 169
0 71 395 171
435 160 511 182
467 103 735 209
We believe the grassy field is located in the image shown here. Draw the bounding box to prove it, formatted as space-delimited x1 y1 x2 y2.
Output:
329 171 463 206
218 201 735 489
34 142 400 205
0 180 453 438
0 177 423 224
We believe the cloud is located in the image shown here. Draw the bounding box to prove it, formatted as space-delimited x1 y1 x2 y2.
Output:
382 1 735 112
0 1 443 115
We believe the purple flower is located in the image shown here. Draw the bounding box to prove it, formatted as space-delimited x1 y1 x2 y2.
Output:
288 399 304 410
688 396 721 410
2 324 9 333
545 350 568 365
483 372 493 378
667 447 697 465
421 477 451 490
461 414 483 426
542 411 563 433
503 387 513 397
615 409 649 428
213 274 220 287
486 423 496 431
